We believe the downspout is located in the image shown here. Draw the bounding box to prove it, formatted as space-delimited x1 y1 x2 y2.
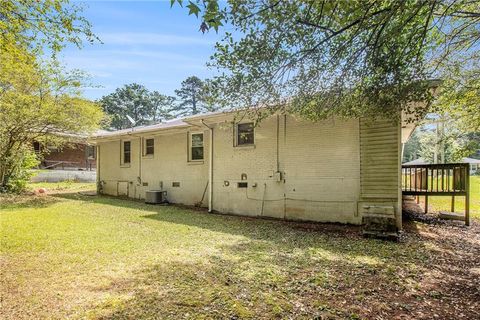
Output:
201 120 213 213
126 132 144 199
96 144 101 194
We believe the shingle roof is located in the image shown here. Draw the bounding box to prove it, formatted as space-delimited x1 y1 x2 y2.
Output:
94 118 190 138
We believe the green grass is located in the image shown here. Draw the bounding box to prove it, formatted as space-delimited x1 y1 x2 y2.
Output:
1 183 478 319
428 176 480 219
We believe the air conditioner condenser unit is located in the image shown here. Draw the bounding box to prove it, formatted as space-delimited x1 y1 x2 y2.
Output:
145 190 167 204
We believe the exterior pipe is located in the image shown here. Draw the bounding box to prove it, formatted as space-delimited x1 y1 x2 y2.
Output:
96 144 100 194
201 120 213 212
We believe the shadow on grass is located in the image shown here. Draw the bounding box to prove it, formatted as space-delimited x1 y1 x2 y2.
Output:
87 233 480 320
53 192 423 259
87 223 476 320
85 210 479 319
17 193 478 318
92 256 364 319
48 195 446 318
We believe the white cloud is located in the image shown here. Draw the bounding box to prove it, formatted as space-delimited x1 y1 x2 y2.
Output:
98 32 214 46
62 49 208 72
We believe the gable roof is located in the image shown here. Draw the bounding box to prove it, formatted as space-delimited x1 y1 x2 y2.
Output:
461 157 480 164
93 109 240 140
403 158 427 165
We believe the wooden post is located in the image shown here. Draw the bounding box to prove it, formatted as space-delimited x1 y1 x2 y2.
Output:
425 195 428 214
465 164 470 226
451 195 455 212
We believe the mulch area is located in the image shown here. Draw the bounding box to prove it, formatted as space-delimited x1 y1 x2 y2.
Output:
399 199 480 319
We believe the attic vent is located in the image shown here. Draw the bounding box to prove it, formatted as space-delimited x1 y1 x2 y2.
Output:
172 182 180 187
237 182 248 188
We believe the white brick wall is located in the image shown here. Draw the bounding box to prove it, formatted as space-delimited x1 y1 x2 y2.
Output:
97 114 400 225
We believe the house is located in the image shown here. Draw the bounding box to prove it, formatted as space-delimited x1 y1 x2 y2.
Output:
402 158 427 165
33 132 104 171
461 157 480 175
94 110 415 231
34 141 96 171
403 157 480 175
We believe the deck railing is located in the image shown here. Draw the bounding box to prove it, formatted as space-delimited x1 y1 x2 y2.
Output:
401 163 470 225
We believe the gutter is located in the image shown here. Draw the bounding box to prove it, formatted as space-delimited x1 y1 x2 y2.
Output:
201 120 213 213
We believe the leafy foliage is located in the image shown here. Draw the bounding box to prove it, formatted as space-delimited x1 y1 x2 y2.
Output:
0 0 97 54
402 130 422 163
99 76 217 129
175 76 214 115
173 0 480 125
0 45 103 192
0 0 103 192
403 123 480 164
3 151 39 193
99 83 176 130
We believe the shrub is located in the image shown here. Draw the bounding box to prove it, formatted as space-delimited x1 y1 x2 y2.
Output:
1 151 39 193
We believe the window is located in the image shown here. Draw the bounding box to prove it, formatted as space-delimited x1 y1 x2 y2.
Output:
33 142 41 154
86 145 96 159
123 141 131 164
145 138 154 156
190 133 204 161
237 123 254 145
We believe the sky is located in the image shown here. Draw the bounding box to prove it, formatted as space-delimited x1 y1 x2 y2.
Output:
63 1 225 100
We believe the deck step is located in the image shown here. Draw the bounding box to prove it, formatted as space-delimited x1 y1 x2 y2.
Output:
362 230 399 241
439 211 465 221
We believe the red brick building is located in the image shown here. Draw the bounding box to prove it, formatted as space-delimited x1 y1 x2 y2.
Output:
34 141 96 171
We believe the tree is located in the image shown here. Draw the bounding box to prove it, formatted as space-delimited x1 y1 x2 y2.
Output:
173 1 480 125
1 0 97 54
0 47 103 191
100 83 152 129
403 121 480 164
435 56 480 155
175 76 208 115
0 0 103 192
99 84 176 130
402 130 422 163
150 91 177 122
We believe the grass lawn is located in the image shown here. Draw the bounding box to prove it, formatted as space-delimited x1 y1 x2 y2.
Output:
425 176 480 219
1 183 479 319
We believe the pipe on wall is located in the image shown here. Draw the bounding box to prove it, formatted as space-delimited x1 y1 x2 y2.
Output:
201 120 213 212
96 145 101 193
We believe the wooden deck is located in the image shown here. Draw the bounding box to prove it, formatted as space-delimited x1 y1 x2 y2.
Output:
402 163 470 225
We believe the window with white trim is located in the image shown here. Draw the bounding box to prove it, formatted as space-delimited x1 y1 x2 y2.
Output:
189 133 204 161
144 138 154 156
122 141 131 164
237 122 254 146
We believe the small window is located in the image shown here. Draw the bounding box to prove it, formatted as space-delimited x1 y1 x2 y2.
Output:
145 138 154 156
172 182 180 187
190 133 204 161
33 142 41 154
86 145 96 159
237 123 254 145
123 141 131 164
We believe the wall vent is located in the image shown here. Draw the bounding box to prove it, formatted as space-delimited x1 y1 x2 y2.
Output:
172 182 180 187
237 182 248 188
